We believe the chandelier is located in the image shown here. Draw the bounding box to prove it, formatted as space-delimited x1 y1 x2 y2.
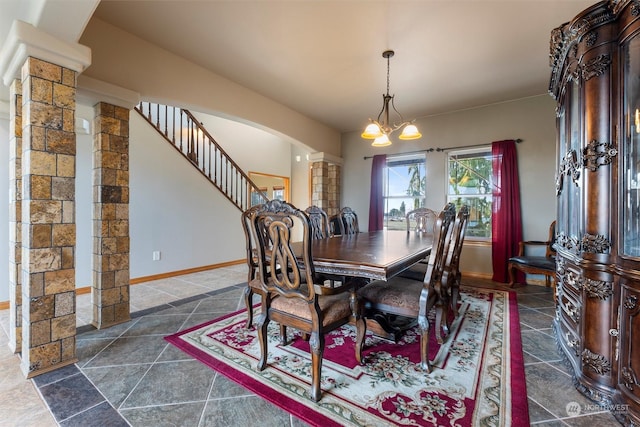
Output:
361 50 422 147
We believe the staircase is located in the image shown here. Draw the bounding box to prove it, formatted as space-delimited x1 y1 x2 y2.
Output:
134 102 269 212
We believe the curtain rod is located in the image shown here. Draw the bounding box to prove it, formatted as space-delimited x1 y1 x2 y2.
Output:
363 148 435 160
435 138 523 152
363 139 523 159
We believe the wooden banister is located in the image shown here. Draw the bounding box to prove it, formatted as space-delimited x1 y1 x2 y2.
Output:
134 102 268 211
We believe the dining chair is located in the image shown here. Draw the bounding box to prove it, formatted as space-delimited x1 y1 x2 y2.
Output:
305 205 332 239
356 203 457 373
398 207 439 281
334 206 359 235
405 207 438 234
435 205 470 333
250 199 366 402
241 204 265 329
508 220 557 289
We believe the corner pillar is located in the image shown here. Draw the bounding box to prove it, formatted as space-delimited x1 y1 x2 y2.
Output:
91 102 131 328
8 79 22 353
309 152 343 217
20 57 78 377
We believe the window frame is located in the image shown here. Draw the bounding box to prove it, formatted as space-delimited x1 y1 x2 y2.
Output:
383 153 427 231
446 146 493 241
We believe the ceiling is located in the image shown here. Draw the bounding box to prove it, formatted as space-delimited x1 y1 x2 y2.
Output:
4 1 598 133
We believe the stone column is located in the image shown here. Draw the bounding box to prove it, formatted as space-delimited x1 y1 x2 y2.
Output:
311 160 329 212
8 79 22 353
310 160 342 217
327 163 341 216
92 102 130 329
20 57 78 376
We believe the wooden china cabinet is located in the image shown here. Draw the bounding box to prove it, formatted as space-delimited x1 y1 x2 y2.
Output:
550 1 640 424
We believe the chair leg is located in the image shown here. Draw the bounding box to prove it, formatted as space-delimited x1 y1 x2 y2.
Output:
508 263 518 288
450 275 460 318
354 316 367 365
309 331 324 402
244 286 254 329
279 325 288 345
256 313 269 371
417 316 432 373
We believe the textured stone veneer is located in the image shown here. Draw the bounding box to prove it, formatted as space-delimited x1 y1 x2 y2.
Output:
92 102 131 328
8 79 22 353
20 57 78 376
311 161 341 217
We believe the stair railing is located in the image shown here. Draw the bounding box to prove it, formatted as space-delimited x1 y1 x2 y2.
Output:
134 102 269 211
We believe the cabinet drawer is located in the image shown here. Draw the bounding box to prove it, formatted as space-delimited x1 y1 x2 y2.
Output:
557 316 581 361
559 290 581 329
562 269 582 300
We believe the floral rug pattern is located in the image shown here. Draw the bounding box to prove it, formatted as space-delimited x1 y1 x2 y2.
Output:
165 287 528 426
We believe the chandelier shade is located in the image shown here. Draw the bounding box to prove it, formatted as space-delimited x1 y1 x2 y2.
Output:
362 50 421 146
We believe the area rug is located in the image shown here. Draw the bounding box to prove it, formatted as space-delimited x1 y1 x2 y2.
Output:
165 286 529 426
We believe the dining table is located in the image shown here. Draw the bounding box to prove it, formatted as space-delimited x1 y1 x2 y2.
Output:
293 230 434 281
291 230 434 341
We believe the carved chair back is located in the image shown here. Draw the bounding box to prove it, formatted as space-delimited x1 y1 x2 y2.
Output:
305 205 331 240
405 207 438 234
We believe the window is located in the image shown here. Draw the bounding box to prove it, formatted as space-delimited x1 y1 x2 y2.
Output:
447 147 493 238
383 153 426 230
272 185 285 201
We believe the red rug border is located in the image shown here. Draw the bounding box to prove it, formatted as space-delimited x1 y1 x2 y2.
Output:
165 288 529 426
506 290 531 426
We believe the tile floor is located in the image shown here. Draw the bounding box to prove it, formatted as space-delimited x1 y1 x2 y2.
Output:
0 266 625 426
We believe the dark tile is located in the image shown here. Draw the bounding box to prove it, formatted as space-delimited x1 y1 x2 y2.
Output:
156 341 197 362
208 373 256 399
77 319 137 340
518 307 555 330
75 337 119 368
39 373 106 422
193 296 245 314
121 314 190 337
59 401 128 427
82 335 169 368
521 329 563 362
517 294 555 309
120 401 206 427
121 360 215 408
528 397 559 423
32 363 80 387
82 364 150 407
562 410 621 426
524 363 597 418
153 299 201 315
201 395 292 427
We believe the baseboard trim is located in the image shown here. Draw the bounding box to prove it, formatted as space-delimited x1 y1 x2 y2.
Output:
0 260 246 308
129 260 244 284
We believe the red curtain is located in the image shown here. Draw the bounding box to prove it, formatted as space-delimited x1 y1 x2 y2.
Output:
368 154 386 231
491 140 523 283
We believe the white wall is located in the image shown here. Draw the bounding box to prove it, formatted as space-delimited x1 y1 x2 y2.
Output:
341 95 558 278
0 100 306 303
79 18 341 157
128 111 294 279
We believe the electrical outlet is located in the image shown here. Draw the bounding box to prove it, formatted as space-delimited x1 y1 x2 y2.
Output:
152 251 161 261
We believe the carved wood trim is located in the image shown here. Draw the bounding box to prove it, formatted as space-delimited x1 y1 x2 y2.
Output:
583 278 614 300
581 233 612 254
583 139 618 171
556 150 581 195
622 367 638 391
582 348 612 375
